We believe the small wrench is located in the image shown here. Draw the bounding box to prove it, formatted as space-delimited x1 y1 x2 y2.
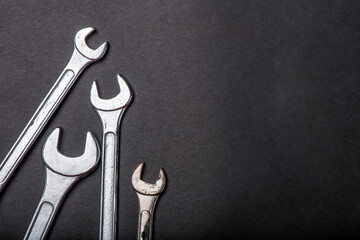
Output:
0 27 108 192
90 74 133 240
24 128 100 240
132 163 166 240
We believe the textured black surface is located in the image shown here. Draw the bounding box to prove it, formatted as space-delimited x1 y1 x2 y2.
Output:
1 1 360 239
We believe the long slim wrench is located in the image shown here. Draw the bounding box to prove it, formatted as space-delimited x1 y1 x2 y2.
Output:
0 27 108 192
132 163 166 240
24 128 100 240
90 74 133 240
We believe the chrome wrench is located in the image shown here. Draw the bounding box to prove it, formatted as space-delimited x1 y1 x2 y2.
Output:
132 163 166 240
90 74 133 240
0 27 108 192
24 128 100 240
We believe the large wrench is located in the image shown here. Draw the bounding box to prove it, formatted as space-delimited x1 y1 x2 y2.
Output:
0 27 108 192
24 128 100 240
90 74 133 240
132 163 166 240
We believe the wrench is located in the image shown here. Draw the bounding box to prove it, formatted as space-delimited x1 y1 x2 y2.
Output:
132 163 166 240
90 74 133 240
0 27 108 192
24 127 100 240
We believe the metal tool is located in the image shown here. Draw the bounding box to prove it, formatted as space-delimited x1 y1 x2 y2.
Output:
90 74 133 240
0 27 108 193
24 128 100 240
132 163 166 240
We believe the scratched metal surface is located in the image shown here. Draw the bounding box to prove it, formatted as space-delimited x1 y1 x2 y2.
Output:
1 1 360 239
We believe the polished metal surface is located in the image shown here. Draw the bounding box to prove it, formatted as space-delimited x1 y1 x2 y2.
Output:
23 128 100 240
0 27 108 193
90 74 133 240
132 163 166 240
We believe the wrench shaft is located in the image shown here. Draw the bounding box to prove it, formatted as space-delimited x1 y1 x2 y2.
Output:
0 50 92 192
100 132 119 240
139 210 151 240
24 169 78 240
136 194 160 240
96 109 127 240
26 202 54 240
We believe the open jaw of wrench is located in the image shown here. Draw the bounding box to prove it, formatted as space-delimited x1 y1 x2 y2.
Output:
132 163 166 240
24 128 100 240
0 27 108 193
90 74 133 240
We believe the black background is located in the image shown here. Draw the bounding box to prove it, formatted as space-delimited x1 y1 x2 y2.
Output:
1 1 360 239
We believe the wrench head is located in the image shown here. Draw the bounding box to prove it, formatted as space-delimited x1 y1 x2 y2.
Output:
75 27 108 60
42 128 100 177
90 74 133 110
131 163 166 195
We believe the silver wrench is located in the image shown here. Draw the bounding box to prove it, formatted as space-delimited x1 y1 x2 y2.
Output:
24 127 100 240
90 74 133 240
132 163 166 240
0 27 108 192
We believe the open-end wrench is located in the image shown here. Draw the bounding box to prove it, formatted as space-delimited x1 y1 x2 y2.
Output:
24 127 100 240
90 74 133 240
132 163 166 240
0 27 108 193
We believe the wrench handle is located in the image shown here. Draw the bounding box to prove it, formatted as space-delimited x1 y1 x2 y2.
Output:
100 132 119 240
0 50 91 193
24 201 57 240
136 194 160 240
139 210 151 240
24 168 78 240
